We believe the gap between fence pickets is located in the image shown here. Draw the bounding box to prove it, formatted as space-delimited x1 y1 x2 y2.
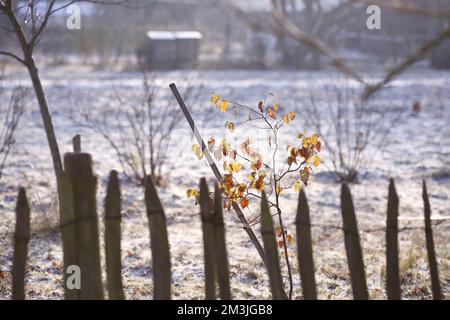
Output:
398 216 450 221
169 83 269 270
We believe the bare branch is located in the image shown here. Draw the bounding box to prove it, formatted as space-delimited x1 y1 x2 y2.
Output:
271 8 368 85
29 0 56 48
0 50 25 64
364 26 450 100
224 0 367 85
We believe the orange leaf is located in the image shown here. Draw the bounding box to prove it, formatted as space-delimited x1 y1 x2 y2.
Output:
316 141 322 152
286 234 295 245
289 111 295 121
276 226 283 237
267 107 276 119
240 198 249 209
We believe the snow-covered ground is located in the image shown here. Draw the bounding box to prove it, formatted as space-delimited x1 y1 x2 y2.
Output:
0 66 449 299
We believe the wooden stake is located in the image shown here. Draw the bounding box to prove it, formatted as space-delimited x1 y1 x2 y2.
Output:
169 83 268 270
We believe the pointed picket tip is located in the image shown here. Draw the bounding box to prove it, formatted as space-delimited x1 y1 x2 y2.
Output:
296 188 308 222
144 175 164 215
388 178 398 201
105 170 121 215
213 183 224 225
16 187 29 215
422 180 428 200
107 170 120 194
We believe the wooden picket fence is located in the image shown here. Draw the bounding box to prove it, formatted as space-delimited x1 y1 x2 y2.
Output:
9 152 444 300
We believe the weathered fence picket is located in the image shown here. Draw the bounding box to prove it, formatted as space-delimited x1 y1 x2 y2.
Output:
213 184 231 300
199 178 216 300
386 179 400 300
340 183 369 300
295 189 317 300
12 188 30 300
260 191 287 300
104 170 125 300
422 181 442 300
145 175 172 300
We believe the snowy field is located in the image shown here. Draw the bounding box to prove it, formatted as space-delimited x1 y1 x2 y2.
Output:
0 66 449 299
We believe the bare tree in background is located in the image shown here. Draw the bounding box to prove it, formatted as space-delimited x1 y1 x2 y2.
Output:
0 0 154 182
71 73 202 186
0 66 29 180
300 78 403 182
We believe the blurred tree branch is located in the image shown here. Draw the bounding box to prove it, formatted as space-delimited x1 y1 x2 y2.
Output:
224 0 450 100
363 25 450 99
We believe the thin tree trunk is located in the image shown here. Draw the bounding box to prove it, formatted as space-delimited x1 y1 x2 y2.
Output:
25 56 63 177
6 5 63 180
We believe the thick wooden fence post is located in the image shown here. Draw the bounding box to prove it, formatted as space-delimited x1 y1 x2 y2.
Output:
104 170 125 300
260 191 287 300
199 178 216 300
386 178 400 300
340 183 368 300
145 175 171 300
296 189 317 300
12 188 30 300
213 184 231 300
64 153 104 300
422 181 442 300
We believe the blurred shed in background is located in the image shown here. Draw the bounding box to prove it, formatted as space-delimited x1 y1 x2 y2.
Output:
138 31 203 70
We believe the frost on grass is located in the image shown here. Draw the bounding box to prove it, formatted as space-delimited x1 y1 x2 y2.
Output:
0 68 449 299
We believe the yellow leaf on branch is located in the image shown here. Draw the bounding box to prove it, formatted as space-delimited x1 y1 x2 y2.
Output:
229 161 242 173
313 155 321 167
191 144 203 159
220 100 229 112
294 181 302 193
186 188 200 201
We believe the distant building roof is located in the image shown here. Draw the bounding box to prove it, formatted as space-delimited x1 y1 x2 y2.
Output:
146 31 202 40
